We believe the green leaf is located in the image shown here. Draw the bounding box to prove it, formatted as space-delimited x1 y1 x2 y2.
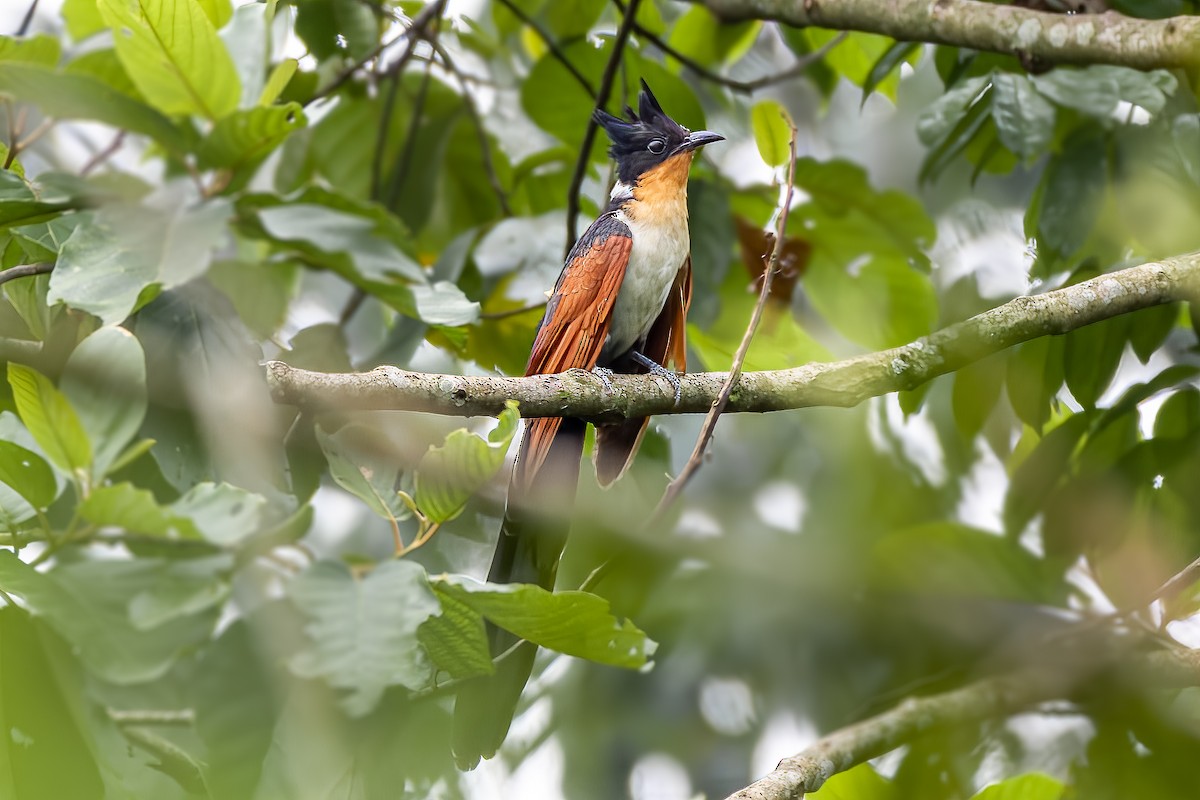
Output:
991 72 1055 160
0 441 56 509
0 34 61 66
315 423 409 521
7 362 92 476
61 326 148 477
751 99 792 167
862 41 920 104
1033 66 1176 118
289 560 440 716
259 58 297 106
63 0 108 41
197 103 306 170
804 254 937 350
871 523 1064 604
952 353 1005 442
812 763 898 800
195 0 233 28
667 6 760 68
1153 387 1200 440
1028 127 1107 269
971 773 1064 800
170 482 266 546
99 0 241 119
128 555 231 629
51 191 232 325
63 48 144 99
1064 316 1129 409
415 401 520 524
1006 335 1065 432
1128 302 1178 363
418 588 494 680
0 551 218 683
434 577 657 668
0 64 186 152
80 482 200 537
1003 413 1090 537
0 170 76 231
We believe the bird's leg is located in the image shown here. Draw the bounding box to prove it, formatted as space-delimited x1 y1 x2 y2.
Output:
631 351 682 405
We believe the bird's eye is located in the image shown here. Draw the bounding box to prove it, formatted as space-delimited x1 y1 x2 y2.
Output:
647 139 666 154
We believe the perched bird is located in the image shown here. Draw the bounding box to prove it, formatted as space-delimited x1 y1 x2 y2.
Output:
453 81 722 766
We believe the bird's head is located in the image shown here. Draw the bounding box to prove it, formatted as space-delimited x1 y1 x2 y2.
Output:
593 81 723 186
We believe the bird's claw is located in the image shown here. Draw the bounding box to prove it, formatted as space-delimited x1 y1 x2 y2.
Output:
591 366 616 394
631 351 682 406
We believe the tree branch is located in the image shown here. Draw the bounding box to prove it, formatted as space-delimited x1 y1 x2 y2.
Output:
266 252 1200 418
726 645 1200 800
698 0 1200 70
0 261 53 287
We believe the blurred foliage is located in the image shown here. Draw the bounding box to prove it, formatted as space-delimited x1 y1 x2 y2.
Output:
1 0 1200 798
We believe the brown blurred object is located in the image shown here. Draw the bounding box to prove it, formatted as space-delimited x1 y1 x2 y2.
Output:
734 215 810 310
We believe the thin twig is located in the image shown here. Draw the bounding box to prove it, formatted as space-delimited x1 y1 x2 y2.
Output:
565 0 641 257
1151 554 1200 606
495 0 595 95
0 262 53 287
651 121 798 522
480 300 547 320
16 0 38 36
616 0 847 93
80 130 127 176
429 39 513 216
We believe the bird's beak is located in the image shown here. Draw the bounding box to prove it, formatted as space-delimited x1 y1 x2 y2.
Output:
673 130 724 155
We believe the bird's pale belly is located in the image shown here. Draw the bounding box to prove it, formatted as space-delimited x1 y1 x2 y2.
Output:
602 211 689 361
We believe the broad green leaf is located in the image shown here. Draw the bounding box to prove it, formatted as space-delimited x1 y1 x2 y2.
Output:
1128 302 1178 363
418 587 494 679
253 202 423 282
63 0 108 41
0 551 218 683
99 0 241 119
806 29 902 97
804 254 937 350
812 763 898 799
1033 66 1176 118
315 423 409 521
289 560 440 716
0 170 76 231
80 482 201 538
0 441 56 509
0 64 187 152
1153 387 1200 440
1064 316 1129 409
1027 128 1107 271
1006 332 1065 432
434 577 657 668
197 103 307 171
195 0 232 28
991 72 1055 160
63 48 144 99
61 326 148 476
294 0 379 61
862 41 920 104
952 353 1005 442
415 401 520 524
259 58 297 106
750 99 792 167
916 75 989 146
667 6 760 68
871 523 1064 604
1003 413 1090 537
51 189 232 325
972 773 1064 800
7 362 92 475
171 482 266 545
128 555 231 629
541 0 606 40
0 34 61 66
207 258 297 338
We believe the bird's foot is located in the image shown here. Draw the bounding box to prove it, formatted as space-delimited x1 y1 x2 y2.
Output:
631 351 682 406
591 366 616 394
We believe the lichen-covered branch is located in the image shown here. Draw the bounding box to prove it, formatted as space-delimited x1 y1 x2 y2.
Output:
727 645 1200 800
266 253 1200 420
699 0 1200 70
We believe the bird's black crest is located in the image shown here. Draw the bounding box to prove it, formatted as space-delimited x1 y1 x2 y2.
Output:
593 80 690 184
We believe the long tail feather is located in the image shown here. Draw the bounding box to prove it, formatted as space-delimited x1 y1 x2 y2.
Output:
451 417 586 767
